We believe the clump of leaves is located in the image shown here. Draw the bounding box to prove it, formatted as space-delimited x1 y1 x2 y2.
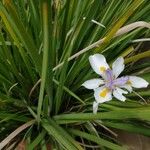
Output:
0 0 150 149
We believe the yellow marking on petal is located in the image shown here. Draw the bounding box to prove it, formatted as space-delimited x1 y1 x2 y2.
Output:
99 66 106 72
127 80 132 85
99 88 109 98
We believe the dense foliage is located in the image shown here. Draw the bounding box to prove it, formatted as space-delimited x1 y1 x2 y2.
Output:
0 0 150 149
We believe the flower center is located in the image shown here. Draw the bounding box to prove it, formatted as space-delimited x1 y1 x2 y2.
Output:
105 81 114 89
104 69 129 90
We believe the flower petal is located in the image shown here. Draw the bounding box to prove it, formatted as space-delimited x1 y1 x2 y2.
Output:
82 79 104 89
93 101 99 114
113 87 127 101
112 57 124 78
113 76 129 86
89 54 109 78
117 87 128 94
94 86 112 103
129 76 149 88
105 69 113 82
120 84 132 93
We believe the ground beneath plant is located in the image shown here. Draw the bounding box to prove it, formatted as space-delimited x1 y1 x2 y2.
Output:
116 130 150 150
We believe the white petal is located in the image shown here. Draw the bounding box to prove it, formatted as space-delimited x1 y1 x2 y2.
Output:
94 86 112 103
113 87 127 102
129 76 149 88
82 79 104 89
112 57 124 78
120 84 132 92
89 54 109 77
117 87 128 94
93 101 99 114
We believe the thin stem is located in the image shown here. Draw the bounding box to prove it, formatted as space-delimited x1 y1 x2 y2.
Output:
125 50 150 64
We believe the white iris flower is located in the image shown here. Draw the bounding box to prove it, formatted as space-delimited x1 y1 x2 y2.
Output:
82 54 149 114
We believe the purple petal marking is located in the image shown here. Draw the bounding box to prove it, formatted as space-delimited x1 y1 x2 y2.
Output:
104 69 129 90
105 69 114 89
105 69 113 82
113 76 129 86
